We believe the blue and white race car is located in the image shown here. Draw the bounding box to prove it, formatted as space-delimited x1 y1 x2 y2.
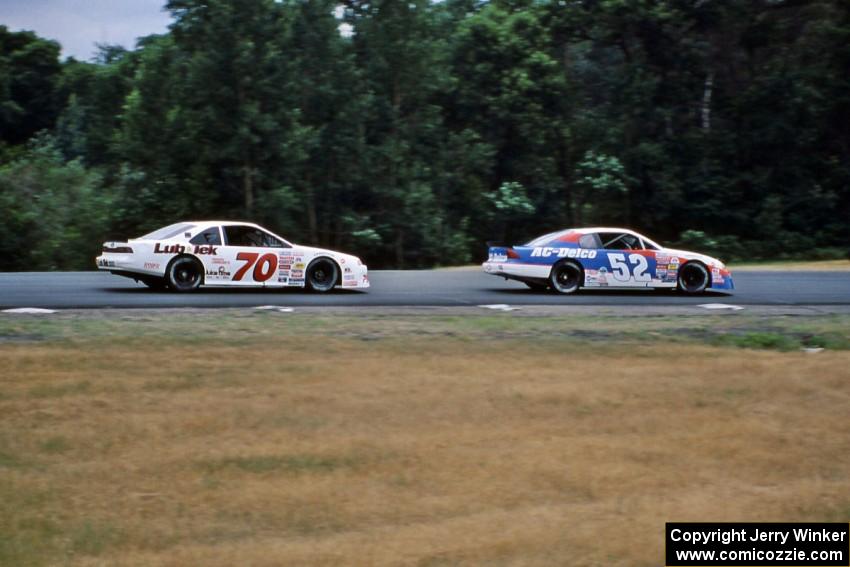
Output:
482 227 733 294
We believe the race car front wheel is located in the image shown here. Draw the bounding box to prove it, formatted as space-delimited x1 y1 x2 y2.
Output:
549 261 582 294
306 258 338 293
167 257 203 292
678 262 709 294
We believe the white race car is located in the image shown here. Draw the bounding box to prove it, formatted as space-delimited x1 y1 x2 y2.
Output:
96 221 369 292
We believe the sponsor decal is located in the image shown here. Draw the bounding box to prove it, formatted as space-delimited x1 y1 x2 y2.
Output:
98 259 115 267
344 267 352 273
152 243 217 255
279 264 291 270
530 247 598 259
193 245 218 255
144 262 160 270
584 268 609 286
293 262 305 270
343 274 356 281
290 269 304 278
205 266 232 279
211 257 229 265
490 253 508 262
343 280 358 287
711 267 724 284
154 243 185 254
278 276 288 283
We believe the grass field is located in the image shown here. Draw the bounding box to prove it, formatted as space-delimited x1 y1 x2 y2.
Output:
729 259 850 271
1 310 849 566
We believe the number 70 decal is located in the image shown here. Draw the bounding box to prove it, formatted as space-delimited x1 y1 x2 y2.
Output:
234 252 278 282
607 253 651 282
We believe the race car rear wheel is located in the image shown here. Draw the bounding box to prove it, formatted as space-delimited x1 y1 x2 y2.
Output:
549 261 582 294
305 258 338 293
678 262 709 294
166 256 203 292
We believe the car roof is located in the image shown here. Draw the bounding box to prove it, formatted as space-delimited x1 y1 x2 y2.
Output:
574 227 640 234
184 221 263 228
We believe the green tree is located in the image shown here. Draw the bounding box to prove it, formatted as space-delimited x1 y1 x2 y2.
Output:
0 134 113 270
0 26 62 146
166 0 293 215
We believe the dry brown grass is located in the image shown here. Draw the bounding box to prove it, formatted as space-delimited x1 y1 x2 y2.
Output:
1 316 849 566
730 259 850 271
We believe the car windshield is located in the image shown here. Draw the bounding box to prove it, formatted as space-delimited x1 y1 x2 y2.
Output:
525 229 574 247
138 223 196 240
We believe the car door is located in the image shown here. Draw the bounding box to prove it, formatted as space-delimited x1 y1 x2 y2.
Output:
217 225 287 287
187 226 232 285
597 232 655 287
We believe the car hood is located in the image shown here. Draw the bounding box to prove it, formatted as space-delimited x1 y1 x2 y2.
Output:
292 244 363 266
661 247 725 269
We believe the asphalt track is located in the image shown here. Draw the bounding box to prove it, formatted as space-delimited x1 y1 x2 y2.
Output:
0 270 848 309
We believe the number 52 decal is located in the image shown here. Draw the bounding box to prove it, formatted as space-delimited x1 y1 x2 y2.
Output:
607 253 651 283
234 252 278 282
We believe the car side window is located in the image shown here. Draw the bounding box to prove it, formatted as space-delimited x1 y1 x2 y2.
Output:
190 227 222 246
259 231 285 248
224 226 262 247
224 226 284 248
599 233 641 250
579 234 599 249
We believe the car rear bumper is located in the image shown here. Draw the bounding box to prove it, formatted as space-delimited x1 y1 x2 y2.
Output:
96 255 164 277
482 261 550 280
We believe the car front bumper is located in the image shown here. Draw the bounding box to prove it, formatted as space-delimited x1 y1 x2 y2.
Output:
341 263 370 289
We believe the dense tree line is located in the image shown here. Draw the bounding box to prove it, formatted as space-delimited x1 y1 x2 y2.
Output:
1 0 848 270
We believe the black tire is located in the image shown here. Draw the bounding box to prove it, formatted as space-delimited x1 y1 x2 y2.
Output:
677 262 709 294
166 256 203 292
305 258 339 293
549 261 582 294
524 281 548 292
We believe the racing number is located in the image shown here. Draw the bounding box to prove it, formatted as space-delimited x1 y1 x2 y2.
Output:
234 252 278 282
607 253 651 283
